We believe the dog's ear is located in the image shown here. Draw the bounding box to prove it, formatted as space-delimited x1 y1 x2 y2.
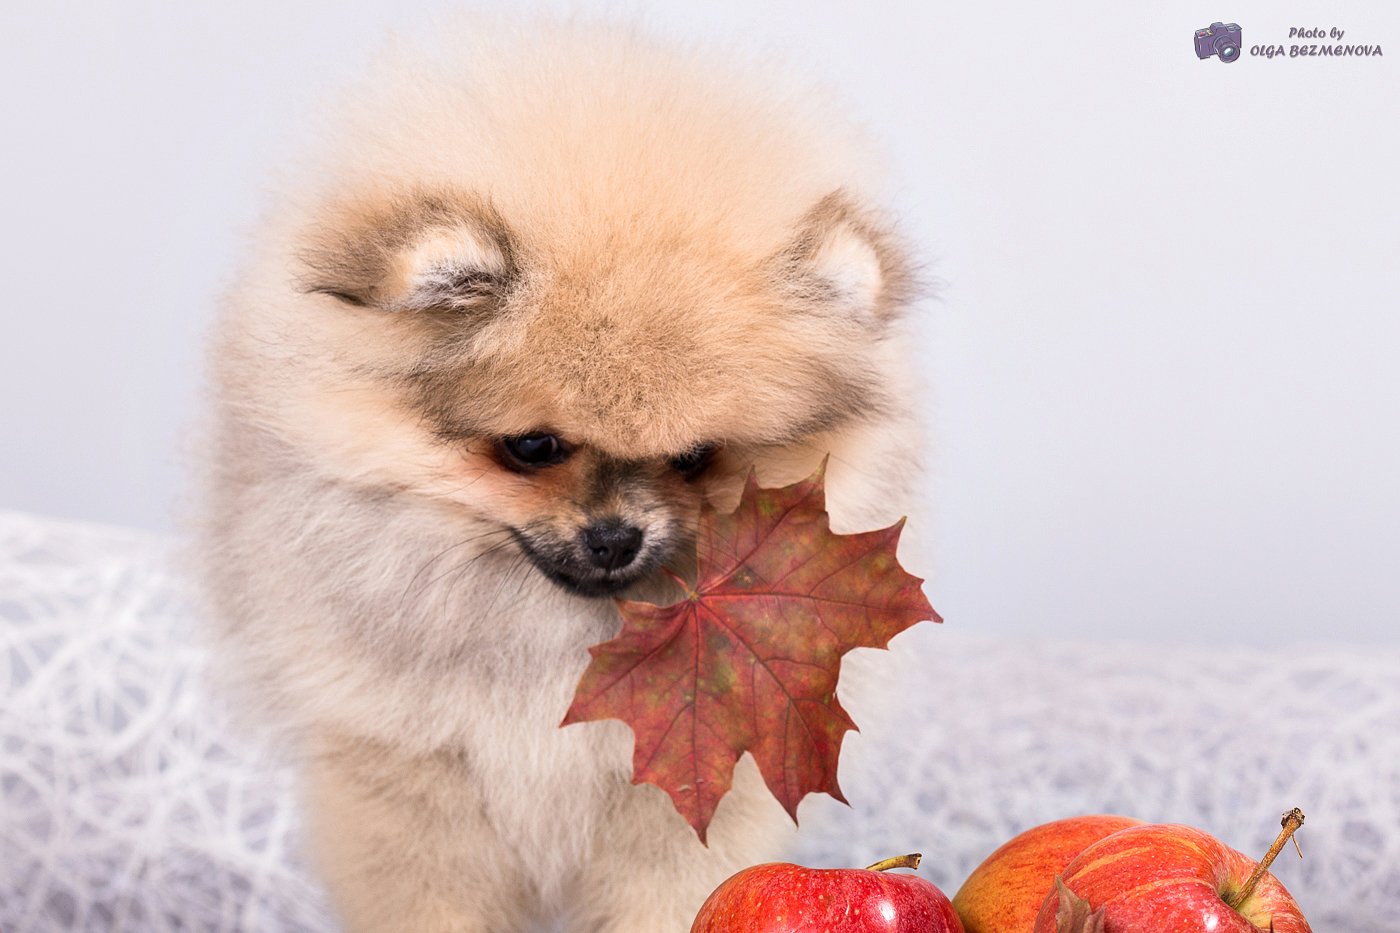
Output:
780 191 913 325
298 193 517 314
379 223 513 313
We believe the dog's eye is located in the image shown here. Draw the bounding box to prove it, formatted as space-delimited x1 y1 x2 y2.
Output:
670 443 718 477
500 433 570 468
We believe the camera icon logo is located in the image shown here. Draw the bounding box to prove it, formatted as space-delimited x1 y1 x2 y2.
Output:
1195 22 1242 62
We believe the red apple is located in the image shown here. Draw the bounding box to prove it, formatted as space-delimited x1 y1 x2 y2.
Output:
953 815 1143 932
691 855 964 933
1032 823 1311 932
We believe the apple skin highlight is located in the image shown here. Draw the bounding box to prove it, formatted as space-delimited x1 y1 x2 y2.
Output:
953 814 1143 933
1032 823 1312 933
691 862 964 933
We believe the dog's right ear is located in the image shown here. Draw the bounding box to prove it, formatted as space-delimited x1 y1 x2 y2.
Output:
778 191 914 327
298 194 517 314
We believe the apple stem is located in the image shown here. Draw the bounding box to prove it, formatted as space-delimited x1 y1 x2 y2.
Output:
865 854 922 872
1227 808 1305 910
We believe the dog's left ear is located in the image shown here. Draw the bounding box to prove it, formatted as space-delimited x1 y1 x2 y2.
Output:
780 192 913 325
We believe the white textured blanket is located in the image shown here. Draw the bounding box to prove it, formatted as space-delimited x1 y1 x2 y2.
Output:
2 511 1397 932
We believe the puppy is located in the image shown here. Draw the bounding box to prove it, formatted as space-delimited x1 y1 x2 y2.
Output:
200 18 924 933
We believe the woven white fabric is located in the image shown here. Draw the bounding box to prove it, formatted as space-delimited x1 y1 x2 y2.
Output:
0 513 331 933
2 509 1398 931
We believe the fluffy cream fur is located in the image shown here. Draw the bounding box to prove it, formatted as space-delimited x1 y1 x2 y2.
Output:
201 17 925 933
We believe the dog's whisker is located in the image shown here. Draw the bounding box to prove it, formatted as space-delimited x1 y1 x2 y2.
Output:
397 529 518 613
433 536 523 616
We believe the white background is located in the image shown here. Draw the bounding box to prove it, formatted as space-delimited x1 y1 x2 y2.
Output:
2 1 1396 646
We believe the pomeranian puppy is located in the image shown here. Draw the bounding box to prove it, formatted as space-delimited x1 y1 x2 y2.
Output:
200 17 924 933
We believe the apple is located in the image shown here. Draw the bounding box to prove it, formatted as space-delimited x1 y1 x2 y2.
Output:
953 815 1143 933
691 854 965 933
1032 821 1312 932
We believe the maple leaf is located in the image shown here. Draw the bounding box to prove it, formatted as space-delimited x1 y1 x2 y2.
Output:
561 461 940 842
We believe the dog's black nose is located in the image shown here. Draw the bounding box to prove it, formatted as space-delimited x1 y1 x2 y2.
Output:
583 521 643 571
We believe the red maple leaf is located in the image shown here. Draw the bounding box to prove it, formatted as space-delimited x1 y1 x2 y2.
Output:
561 462 940 843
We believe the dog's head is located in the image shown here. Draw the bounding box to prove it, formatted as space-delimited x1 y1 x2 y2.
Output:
227 26 917 598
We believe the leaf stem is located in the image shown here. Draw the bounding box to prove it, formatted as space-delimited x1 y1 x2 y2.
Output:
865 854 921 872
1228 808 1305 910
661 567 698 599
